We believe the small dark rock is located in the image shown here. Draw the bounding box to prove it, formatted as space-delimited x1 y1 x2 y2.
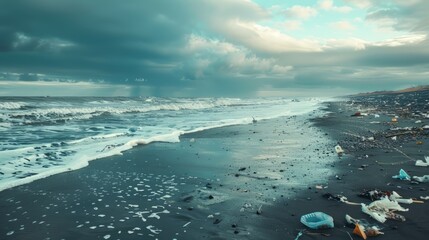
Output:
213 219 222 224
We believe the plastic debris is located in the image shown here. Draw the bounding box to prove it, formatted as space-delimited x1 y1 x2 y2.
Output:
416 156 429 167
413 175 429 183
366 227 384 237
300 212 334 229
359 189 390 201
361 197 408 223
294 231 303 240
391 118 398 122
323 193 360 205
392 169 411 180
369 197 408 212
351 112 362 117
345 214 384 237
360 189 420 204
416 141 424 145
353 224 367 239
335 145 344 155
420 196 429 200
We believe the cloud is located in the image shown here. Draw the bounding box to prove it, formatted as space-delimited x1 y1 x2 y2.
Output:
331 21 355 31
1 0 429 97
284 20 302 30
284 5 318 19
342 0 373 9
323 38 366 50
183 34 293 79
319 0 353 13
216 20 322 53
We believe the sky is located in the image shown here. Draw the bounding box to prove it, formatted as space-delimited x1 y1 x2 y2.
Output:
0 0 428 97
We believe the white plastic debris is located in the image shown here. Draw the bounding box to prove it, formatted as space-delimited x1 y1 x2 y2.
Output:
369 197 408 212
335 145 344 155
413 175 429 183
415 156 429 167
391 136 397 141
389 191 414 204
361 204 386 223
361 197 409 223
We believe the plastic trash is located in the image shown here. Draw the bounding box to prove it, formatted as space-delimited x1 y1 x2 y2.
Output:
416 156 429 167
361 204 386 223
413 175 429 183
335 145 344 155
388 191 415 204
391 118 398 122
369 197 409 212
345 214 384 237
294 231 303 240
392 169 411 180
353 224 367 239
361 197 408 223
300 212 334 229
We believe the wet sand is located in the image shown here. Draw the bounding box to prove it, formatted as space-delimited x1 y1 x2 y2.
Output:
261 98 429 239
1 96 428 239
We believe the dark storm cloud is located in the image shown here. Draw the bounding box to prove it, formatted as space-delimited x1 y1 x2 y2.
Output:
0 0 196 83
0 0 428 96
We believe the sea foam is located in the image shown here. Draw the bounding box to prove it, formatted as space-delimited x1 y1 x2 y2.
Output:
0 97 328 192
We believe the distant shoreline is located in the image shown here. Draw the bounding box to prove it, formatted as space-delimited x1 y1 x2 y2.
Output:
349 85 429 97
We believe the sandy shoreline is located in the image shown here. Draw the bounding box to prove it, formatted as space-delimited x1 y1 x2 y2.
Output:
1 96 428 239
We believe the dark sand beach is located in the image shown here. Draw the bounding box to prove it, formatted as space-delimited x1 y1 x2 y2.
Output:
1 92 428 240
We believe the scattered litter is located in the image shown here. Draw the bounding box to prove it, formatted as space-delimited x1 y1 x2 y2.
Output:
346 214 384 238
391 118 398 123
420 196 429 200
183 221 191 228
392 169 411 180
256 205 263 215
345 214 359 225
415 120 422 124
353 224 367 239
323 193 360 205
300 212 334 229
374 114 380 118
416 141 424 145
294 230 303 240
351 112 362 117
391 136 397 141
361 197 408 223
413 175 429 183
335 145 344 155
416 156 429 167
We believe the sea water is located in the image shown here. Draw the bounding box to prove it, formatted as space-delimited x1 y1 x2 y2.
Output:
0 97 326 192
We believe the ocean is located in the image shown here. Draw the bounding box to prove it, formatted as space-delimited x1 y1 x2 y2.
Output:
0 97 327 192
